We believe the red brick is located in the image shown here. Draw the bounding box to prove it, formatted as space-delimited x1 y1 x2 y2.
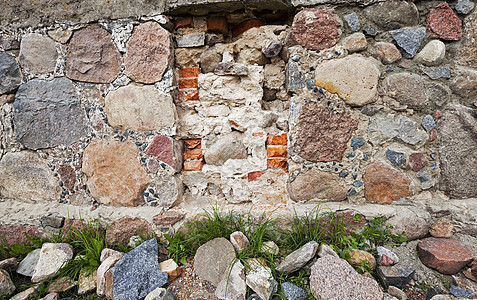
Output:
232 18 266 37
252 132 264 137
267 158 288 172
184 139 201 149
207 16 229 34
267 134 287 146
267 146 287 158
184 160 204 171
184 148 203 160
179 67 201 78
248 171 266 182
179 89 199 101
175 16 194 29
179 78 198 89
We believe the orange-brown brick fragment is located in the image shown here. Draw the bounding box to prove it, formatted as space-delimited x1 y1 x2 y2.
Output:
184 139 201 149
267 158 288 172
207 16 228 34
184 160 204 171
232 18 266 37
184 148 203 160
267 134 287 146
267 147 287 158
179 78 198 89
179 67 201 78
175 16 194 29
248 171 266 182
179 90 199 101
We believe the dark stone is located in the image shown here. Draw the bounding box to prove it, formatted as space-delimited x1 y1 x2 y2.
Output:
41 213 65 228
281 282 308 300
344 13 360 32
426 287 442 300
385 150 406 168
363 0 419 31
351 137 365 150
438 105 477 198
363 25 378 36
427 85 449 107
391 27 426 58
285 61 303 92
450 286 474 298
339 171 348 178
347 188 357 196
109 238 168 299
378 264 415 288
360 105 382 116
422 115 436 131
352 180 363 187
423 67 450 80
0 35 20 50
13 78 88 150
0 51 22 94
294 102 358 162
263 41 283 58
247 294 262 300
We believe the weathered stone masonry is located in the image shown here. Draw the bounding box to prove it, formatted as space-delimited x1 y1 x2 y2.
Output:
1 0 477 239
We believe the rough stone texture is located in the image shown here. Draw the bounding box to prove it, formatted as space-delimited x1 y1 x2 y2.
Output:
0 269 15 297
13 77 88 150
437 105 477 198
78 269 97 295
318 244 339 258
456 0 475 14
176 33 205 48
391 27 426 58
415 40 446 66
409 153 427 171
368 113 429 147
200 46 222 73
47 277 76 293
347 249 376 270
450 286 474 298
0 258 18 272
145 287 175 300
363 161 413 204
105 84 176 132
159 259 181 281
0 51 22 94
204 132 247 166
97 252 123 296
56 165 76 192
374 42 402 64
18 33 57 74
214 62 248 76
459 8 477 67
0 151 59 203
385 149 406 168
10 285 41 300
378 264 415 288
82 140 151 207
310 255 383 300
288 168 348 202
423 67 451 80
382 73 427 111
125 22 173 84
385 209 430 241
363 0 419 31
153 211 184 226
344 12 360 32
377 247 399 266
264 60 285 90
287 8 342 50
16 248 41 277
230 231 250 253
314 55 380 106
294 102 358 162
47 28 72 44
451 67 477 99
194 238 236 287
417 237 474 275
153 172 183 208
66 26 121 83
260 241 279 256
215 260 247 300
342 32 367 53
281 282 307 300
106 217 155 247
246 265 278 300
430 218 454 238
263 41 283 58
0 35 20 50
108 239 168 299
198 65 263 104
276 241 318 274
427 3 463 40
31 243 73 283
146 135 183 172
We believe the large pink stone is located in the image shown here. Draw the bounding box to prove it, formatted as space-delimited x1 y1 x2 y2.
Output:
418 237 474 275
145 135 184 173
82 140 150 207
124 22 174 84
363 161 413 204
427 3 463 40
66 26 122 83
287 8 342 50
0 225 45 245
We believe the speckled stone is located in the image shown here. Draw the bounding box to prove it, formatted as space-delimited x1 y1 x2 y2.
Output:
456 0 475 14
31 243 73 283
422 115 436 131
427 3 463 40
391 27 426 58
310 255 383 300
282 282 307 300
288 8 342 50
418 237 473 275
363 0 419 31
19 33 57 74
344 12 360 31
409 153 427 172
385 150 406 168
450 286 474 298
423 67 450 80
108 239 168 299
0 51 22 94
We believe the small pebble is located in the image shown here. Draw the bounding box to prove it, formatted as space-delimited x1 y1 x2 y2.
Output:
339 171 349 178
353 180 363 187
347 188 357 196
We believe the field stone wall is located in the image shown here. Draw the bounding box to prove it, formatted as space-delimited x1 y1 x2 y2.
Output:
1 0 477 240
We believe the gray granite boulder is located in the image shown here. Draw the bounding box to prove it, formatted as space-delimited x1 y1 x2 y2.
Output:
107 238 168 299
0 51 22 94
276 241 319 274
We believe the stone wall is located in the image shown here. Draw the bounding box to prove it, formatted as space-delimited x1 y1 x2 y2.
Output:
1 0 477 238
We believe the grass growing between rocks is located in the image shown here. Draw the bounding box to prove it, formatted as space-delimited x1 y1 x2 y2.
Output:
165 204 406 299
